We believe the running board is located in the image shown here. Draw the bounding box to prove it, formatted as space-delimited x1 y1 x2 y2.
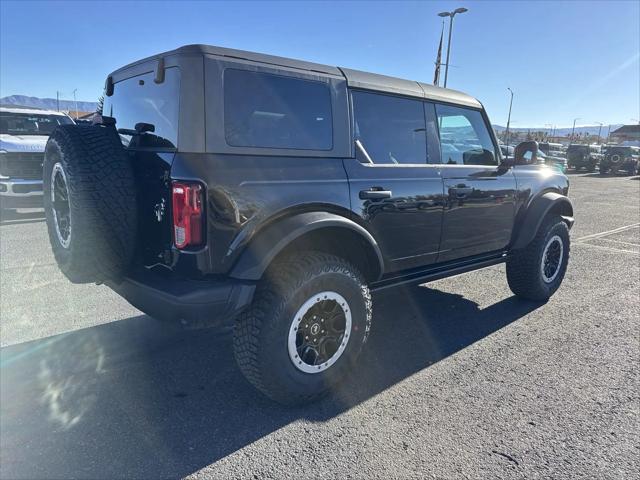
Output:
370 252 508 292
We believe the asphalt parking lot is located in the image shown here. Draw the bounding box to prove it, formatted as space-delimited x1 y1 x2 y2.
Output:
1 172 638 479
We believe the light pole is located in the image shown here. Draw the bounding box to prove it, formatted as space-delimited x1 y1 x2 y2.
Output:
571 117 580 142
72 89 78 119
545 123 553 140
505 87 514 155
438 7 468 88
593 121 603 143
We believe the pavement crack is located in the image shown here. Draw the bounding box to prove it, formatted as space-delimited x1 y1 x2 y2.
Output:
491 450 520 466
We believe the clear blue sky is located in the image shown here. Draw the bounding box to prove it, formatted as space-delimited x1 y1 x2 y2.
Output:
1 0 638 127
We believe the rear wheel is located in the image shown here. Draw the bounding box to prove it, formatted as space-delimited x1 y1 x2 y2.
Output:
43 124 137 283
233 252 372 405
506 216 570 301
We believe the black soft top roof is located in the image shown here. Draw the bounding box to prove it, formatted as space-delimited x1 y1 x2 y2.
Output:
108 44 482 108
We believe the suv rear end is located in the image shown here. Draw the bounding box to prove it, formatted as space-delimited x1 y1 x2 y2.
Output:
566 144 600 172
600 145 640 175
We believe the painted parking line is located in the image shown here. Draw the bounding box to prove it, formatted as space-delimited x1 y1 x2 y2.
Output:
575 223 640 243
597 237 640 248
574 242 639 255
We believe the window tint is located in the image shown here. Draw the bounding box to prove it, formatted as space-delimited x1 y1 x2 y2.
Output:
103 67 180 149
436 104 497 165
224 69 332 150
0 113 72 136
352 91 428 164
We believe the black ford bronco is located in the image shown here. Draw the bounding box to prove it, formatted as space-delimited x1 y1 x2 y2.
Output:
43 45 574 404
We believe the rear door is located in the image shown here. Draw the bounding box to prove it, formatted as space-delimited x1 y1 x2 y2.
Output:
435 103 517 262
344 90 445 272
102 67 181 265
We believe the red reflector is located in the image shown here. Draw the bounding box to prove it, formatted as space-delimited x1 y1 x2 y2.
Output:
172 181 204 249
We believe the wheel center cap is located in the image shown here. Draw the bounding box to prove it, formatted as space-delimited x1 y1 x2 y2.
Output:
310 323 321 335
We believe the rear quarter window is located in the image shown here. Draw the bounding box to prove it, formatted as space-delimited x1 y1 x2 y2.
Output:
103 67 180 149
223 69 333 150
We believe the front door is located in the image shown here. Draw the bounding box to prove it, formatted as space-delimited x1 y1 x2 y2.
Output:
345 90 445 272
434 103 517 262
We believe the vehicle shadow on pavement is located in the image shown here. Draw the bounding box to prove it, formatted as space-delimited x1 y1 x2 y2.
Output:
0 285 541 479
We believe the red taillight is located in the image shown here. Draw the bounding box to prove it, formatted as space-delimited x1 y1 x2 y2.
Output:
172 181 204 249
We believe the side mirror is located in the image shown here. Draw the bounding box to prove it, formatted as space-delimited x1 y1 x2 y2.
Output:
514 141 539 165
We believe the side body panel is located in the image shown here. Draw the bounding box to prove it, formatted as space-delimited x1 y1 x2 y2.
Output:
439 165 517 261
344 159 445 271
170 153 352 275
510 164 572 246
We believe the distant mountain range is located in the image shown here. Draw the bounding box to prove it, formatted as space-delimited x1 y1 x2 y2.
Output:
0 95 98 113
492 124 623 136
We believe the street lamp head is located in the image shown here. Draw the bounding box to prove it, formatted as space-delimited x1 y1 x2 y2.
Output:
438 11 450 17
454 7 468 14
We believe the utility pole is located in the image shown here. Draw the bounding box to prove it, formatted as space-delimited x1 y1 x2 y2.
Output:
72 89 78 119
56 91 60 112
505 87 514 156
606 124 611 144
438 7 468 88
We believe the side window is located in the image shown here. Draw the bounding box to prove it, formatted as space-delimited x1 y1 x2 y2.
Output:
224 69 332 150
435 104 497 166
352 90 427 165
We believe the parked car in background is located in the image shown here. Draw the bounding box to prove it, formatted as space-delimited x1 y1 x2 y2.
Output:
0 107 74 214
538 149 568 172
566 144 602 172
503 144 567 172
539 142 566 156
600 145 640 175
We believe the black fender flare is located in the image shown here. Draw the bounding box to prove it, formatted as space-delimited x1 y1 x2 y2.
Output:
512 192 574 250
229 211 384 281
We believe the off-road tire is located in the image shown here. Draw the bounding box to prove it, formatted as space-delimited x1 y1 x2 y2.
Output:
43 124 137 283
233 252 372 405
506 215 570 301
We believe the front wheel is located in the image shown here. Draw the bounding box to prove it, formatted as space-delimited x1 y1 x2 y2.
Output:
233 252 372 405
506 216 570 301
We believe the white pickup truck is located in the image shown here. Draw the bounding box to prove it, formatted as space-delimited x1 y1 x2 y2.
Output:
0 106 74 213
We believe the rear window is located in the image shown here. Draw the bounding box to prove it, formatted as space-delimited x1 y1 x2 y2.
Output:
223 69 333 150
103 67 180 149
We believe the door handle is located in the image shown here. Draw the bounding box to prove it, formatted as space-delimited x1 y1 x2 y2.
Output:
359 188 392 200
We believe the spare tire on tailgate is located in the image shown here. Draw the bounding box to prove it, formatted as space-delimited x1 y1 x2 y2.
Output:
43 124 137 284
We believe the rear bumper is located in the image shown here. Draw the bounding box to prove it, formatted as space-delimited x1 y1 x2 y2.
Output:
107 268 256 327
602 159 638 171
